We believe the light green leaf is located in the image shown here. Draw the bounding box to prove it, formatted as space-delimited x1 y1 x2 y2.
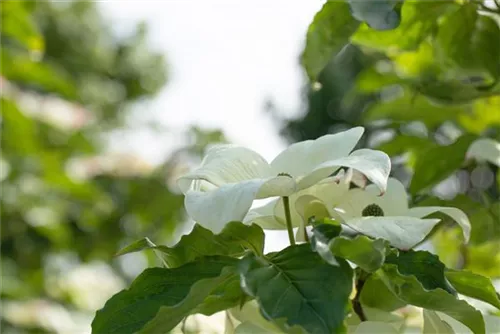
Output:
116 222 264 268
409 134 477 194
360 273 407 311
92 256 242 334
445 269 500 310
352 1 456 51
348 0 401 31
115 237 156 257
1 49 77 99
379 264 485 334
301 1 360 80
353 321 399 334
364 92 465 128
239 244 353 334
1 1 44 52
330 236 389 272
423 310 454 334
436 4 500 83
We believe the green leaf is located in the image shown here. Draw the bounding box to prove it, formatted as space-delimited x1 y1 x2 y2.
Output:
409 134 477 194
1 49 77 100
239 244 353 334
352 1 456 51
436 4 500 83
364 92 465 128
1 1 44 52
349 0 401 31
386 250 456 294
310 223 342 266
301 1 360 80
445 269 500 310
115 237 156 257
330 236 389 272
0 98 38 154
116 222 265 268
92 256 242 334
423 310 454 334
377 135 434 158
379 264 485 334
359 273 406 311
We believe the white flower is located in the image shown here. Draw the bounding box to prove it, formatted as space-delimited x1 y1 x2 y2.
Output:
466 138 500 167
333 178 471 249
178 127 391 233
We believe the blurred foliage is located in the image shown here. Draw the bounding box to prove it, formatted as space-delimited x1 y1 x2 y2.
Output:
284 0 500 278
1 2 224 333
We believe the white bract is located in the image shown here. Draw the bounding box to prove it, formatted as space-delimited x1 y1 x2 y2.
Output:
248 177 471 249
332 178 471 249
466 138 500 167
178 127 391 233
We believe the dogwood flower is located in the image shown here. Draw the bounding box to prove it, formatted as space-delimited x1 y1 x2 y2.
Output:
332 178 471 249
178 127 391 233
466 138 500 167
247 177 471 249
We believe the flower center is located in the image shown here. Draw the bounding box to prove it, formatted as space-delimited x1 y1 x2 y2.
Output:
277 172 292 178
362 204 384 217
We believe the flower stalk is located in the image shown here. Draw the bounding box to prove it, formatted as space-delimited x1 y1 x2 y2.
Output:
282 196 296 245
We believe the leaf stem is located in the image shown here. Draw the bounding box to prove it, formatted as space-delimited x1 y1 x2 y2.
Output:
352 275 367 322
283 196 296 245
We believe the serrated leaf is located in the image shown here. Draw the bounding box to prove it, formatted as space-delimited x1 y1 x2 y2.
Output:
239 244 353 334
92 256 241 334
436 4 500 83
330 236 388 272
423 310 454 334
445 269 500 310
409 134 477 194
301 1 360 80
116 222 264 268
379 264 485 334
386 250 456 294
349 0 401 31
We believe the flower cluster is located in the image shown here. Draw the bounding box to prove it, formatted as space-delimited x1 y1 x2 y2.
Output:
178 127 471 249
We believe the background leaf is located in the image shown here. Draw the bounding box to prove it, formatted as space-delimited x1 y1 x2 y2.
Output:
301 1 360 80
423 310 454 334
348 0 401 31
445 269 500 310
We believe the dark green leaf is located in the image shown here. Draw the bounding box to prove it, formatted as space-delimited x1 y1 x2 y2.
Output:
386 250 456 294
409 134 477 194
349 0 401 31
92 256 241 334
436 4 500 83
310 223 342 266
116 222 265 267
352 1 456 51
377 135 434 157
446 269 500 310
379 264 485 334
301 1 360 80
239 244 353 334
330 236 389 272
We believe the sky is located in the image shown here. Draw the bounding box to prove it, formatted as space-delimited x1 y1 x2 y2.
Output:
98 0 324 163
